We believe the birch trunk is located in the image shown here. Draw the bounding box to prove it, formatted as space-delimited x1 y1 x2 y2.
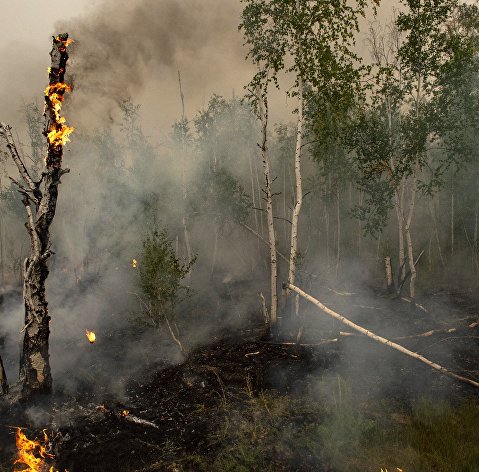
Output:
257 87 278 332
177 72 193 280
451 192 455 257
287 74 303 297
405 165 419 300
286 282 479 389
336 187 340 277
394 182 406 285
0 34 72 396
474 203 478 272
385 256 394 293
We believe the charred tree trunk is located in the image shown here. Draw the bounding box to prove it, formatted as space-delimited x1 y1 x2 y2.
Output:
0 355 8 395
0 34 72 396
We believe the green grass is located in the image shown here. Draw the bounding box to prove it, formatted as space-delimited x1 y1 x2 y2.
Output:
7 377 479 472
205 378 479 472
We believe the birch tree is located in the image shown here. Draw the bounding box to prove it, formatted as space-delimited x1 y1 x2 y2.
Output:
240 0 379 326
0 34 73 396
350 1 469 301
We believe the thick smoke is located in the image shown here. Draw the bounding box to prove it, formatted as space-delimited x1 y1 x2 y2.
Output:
57 0 254 133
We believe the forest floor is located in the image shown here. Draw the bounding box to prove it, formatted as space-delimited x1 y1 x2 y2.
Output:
1 283 479 471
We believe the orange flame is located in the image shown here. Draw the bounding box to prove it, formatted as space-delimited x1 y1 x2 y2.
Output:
85 330 96 344
44 36 74 159
131 259 137 268
14 428 54 472
56 37 74 47
121 410 129 417
44 83 74 147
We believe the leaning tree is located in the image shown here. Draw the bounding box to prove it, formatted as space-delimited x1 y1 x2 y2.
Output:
0 33 73 396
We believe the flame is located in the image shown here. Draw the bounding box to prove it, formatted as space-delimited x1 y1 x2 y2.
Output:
44 36 74 162
14 428 54 472
44 83 74 147
121 410 129 417
132 259 137 268
85 330 96 344
56 37 74 47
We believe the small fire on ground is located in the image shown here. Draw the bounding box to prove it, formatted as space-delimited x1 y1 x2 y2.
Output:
14 427 60 472
85 330 96 344
131 258 137 268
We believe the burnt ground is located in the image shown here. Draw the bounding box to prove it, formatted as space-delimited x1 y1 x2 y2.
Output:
1 284 479 471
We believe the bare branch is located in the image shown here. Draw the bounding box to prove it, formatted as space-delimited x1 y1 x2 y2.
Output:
0 123 37 193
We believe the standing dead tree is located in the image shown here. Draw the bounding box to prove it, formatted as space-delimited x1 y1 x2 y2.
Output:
0 34 73 396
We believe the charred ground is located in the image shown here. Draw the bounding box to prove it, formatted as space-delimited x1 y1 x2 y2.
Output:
1 282 479 471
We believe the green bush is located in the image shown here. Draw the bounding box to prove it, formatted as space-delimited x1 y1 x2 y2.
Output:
134 227 196 350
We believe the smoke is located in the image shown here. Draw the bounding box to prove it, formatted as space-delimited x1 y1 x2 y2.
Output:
57 0 254 133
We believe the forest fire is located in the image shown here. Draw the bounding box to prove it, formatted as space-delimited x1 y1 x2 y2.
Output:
132 258 137 268
85 330 96 344
14 428 54 472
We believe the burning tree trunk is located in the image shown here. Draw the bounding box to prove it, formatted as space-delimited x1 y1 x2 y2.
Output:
0 34 73 396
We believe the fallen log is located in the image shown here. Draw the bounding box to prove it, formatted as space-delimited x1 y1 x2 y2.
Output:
285 282 479 389
340 327 461 340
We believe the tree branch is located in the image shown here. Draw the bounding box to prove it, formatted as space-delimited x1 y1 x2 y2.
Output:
0 123 37 194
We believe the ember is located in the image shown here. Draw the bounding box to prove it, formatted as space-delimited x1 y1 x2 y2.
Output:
85 330 96 344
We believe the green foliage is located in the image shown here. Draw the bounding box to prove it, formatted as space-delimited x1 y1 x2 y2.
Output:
136 228 196 329
211 391 325 472
344 1 479 238
194 94 257 170
433 4 479 169
190 166 251 231
240 0 379 110
190 95 254 230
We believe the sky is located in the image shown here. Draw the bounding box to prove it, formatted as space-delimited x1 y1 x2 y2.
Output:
0 0 398 140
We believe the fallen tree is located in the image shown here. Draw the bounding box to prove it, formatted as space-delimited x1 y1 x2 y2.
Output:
0 33 73 396
285 282 479 389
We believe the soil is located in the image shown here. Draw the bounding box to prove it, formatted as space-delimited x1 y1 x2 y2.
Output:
1 284 478 471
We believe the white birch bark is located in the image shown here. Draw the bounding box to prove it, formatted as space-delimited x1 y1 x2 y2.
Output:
287 282 479 389
257 87 278 330
287 74 304 290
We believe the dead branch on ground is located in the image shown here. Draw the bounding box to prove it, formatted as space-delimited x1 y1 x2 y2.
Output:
285 282 479 389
